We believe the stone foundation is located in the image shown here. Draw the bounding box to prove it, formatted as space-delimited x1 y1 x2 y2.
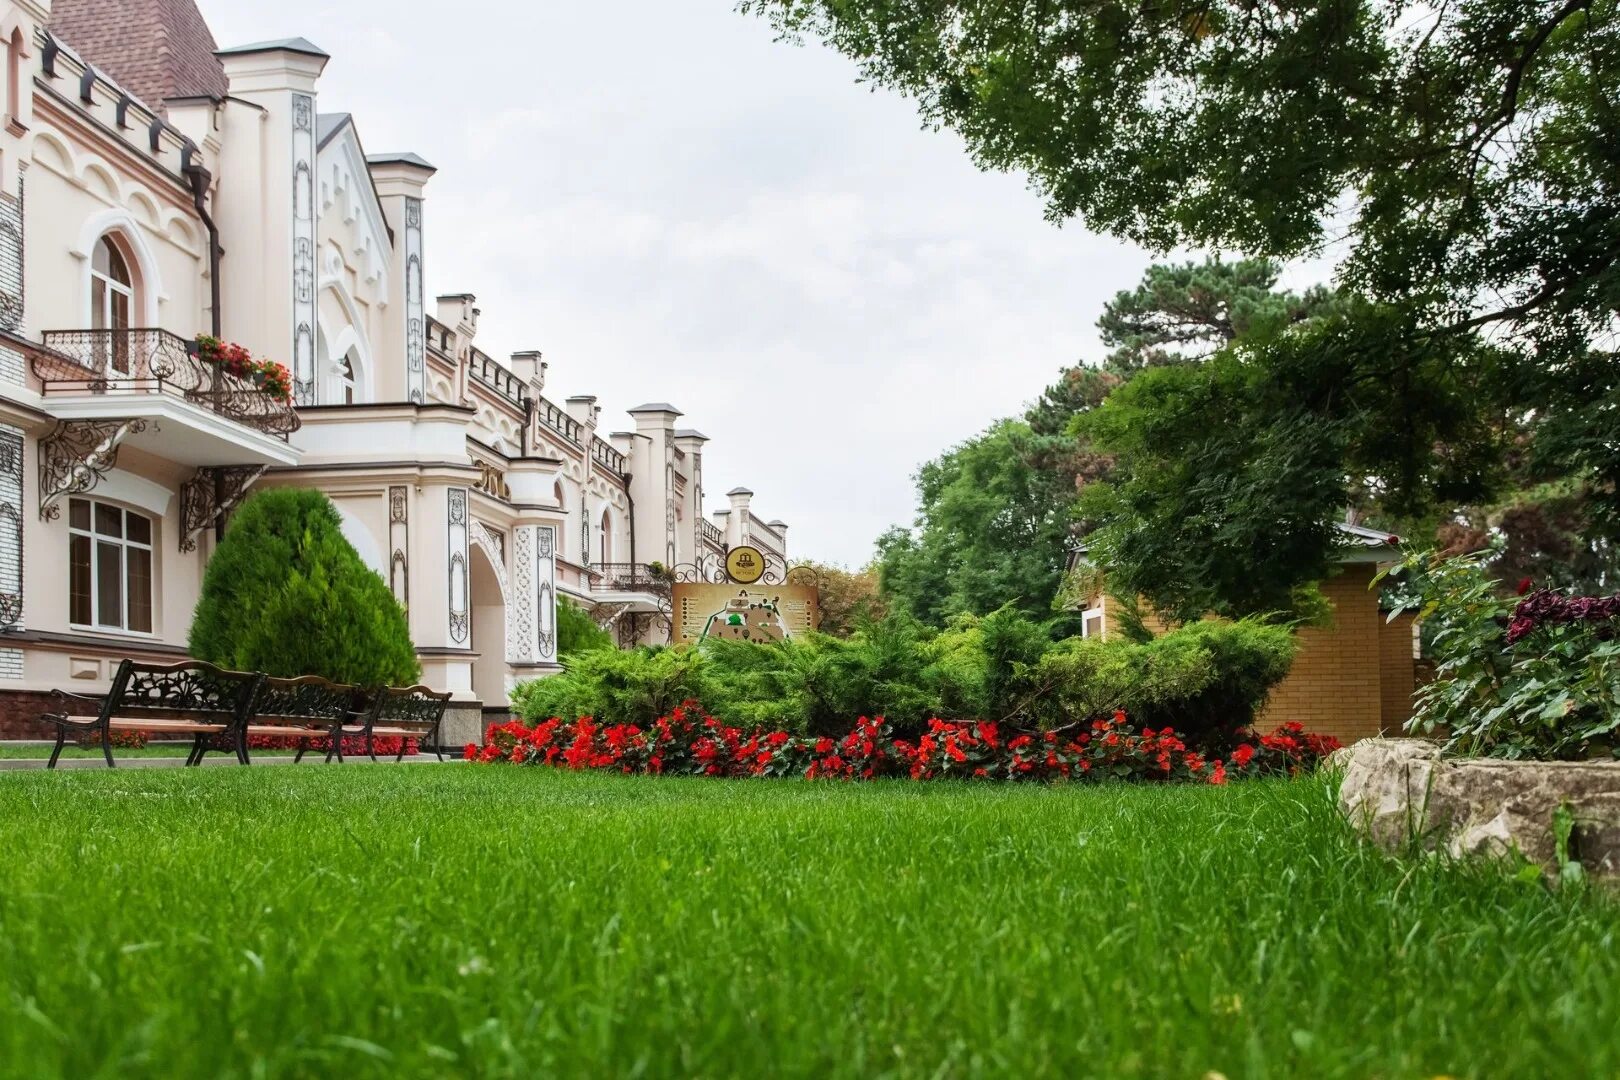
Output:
438 702 486 751
1333 738 1620 878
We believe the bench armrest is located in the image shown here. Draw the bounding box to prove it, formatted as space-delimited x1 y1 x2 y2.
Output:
39 689 106 727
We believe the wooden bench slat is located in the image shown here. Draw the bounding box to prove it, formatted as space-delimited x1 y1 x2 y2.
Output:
243 724 330 739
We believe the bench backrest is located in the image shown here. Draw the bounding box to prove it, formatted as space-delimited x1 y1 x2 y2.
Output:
250 674 360 732
106 659 262 725
365 684 452 736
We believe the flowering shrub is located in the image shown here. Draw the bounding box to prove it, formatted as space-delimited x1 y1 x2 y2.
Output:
247 733 418 757
468 703 1338 785
195 335 293 403
1381 550 1620 759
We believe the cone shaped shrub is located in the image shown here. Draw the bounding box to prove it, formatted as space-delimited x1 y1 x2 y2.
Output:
188 487 420 687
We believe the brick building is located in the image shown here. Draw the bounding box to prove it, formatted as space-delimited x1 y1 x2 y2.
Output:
1071 523 1419 746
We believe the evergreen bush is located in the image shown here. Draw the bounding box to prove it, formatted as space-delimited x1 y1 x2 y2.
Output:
557 598 614 658
188 487 420 687
510 612 1297 749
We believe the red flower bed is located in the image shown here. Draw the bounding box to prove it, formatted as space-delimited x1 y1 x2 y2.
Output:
1506 587 1620 644
468 704 1337 784
247 733 419 757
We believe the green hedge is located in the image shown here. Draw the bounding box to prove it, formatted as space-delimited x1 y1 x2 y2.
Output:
510 611 1296 747
188 487 420 687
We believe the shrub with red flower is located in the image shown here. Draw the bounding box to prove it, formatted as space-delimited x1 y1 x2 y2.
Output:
195 335 293 403
468 702 1338 786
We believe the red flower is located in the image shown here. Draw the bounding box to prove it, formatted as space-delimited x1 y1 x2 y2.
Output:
1516 577 1533 595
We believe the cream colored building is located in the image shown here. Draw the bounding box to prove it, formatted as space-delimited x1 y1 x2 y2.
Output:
0 0 788 740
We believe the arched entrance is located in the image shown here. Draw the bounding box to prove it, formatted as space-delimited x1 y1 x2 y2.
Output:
469 541 508 710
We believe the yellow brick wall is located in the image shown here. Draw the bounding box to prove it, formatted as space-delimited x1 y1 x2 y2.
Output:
1257 564 1393 744
1083 564 1416 746
1379 611 1418 733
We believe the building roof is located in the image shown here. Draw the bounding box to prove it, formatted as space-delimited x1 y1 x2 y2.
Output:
726 486 754 497
673 428 710 441
214 36 329 59
49 0 229 112
626 402 683 415
316 112 350 148
1069 521 1401 563
366 151 437 173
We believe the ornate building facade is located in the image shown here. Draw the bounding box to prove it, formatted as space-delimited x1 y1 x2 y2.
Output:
0 0 787 739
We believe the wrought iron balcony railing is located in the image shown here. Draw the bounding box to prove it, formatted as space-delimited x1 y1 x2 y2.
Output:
592 436 626 476
587 562 672 593
33 329 300 439
701 518 725 548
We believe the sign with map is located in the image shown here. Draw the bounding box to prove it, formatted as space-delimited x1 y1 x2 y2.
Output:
672 583 819 644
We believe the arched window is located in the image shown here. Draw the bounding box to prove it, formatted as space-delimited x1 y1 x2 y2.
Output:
337 350 356 404
599 509 611 565
90 235 134 373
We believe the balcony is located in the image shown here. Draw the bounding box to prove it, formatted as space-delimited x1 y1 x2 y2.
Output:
588 562 671 594
23 328 300 485
33 329 300 441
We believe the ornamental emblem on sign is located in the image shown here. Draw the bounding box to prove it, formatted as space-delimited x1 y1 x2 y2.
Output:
725 545 765 584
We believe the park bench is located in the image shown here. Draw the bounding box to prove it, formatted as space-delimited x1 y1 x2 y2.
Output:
309 684 453 763
241 674 361 765
39 662 452 768
40 659 263 769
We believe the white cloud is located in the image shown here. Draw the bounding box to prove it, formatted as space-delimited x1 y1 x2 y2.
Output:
199 0 1162 564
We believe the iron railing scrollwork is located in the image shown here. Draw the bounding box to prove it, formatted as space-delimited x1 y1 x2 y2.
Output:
0 427 22 630
37 417 148 520
178 465 265 552
33 328 299 439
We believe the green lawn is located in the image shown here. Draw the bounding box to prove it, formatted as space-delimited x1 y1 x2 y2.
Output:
0 743 194 759
1 768 1615 1078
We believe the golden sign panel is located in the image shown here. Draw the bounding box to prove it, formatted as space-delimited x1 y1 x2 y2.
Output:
724 545 766 584
672 583 820 644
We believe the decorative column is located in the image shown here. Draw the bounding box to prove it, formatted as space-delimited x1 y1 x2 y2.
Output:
369 155 436 403
446 487 469 646
510 524 558 666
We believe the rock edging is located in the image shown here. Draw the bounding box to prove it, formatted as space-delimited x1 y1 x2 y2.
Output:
1331 738 1620 878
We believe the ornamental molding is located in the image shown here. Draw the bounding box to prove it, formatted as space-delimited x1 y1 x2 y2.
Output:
178 465 264 552
447 487 469 645
37 418 147 520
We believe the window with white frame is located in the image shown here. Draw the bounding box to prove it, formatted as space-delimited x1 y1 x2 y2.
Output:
68 498 153 633
89 235 134 374
1081 605 1106 640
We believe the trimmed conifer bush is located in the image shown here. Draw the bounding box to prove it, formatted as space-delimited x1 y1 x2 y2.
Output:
189 487 420 687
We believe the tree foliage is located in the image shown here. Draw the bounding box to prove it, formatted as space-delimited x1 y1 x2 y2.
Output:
557 598 614 658
877 419 1081 626
795 560 887 637
189 488 420 687
747 0 1620 600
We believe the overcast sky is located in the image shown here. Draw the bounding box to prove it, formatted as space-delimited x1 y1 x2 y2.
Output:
199 0 1159 566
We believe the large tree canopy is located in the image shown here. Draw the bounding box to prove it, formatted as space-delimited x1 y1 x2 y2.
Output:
750 0 1619 597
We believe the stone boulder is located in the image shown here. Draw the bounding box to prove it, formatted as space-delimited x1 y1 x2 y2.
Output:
1332 738 1620 878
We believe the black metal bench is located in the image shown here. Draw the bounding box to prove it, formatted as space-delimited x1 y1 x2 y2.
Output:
329 684 452 763
242 674 360 765
40 663 452 768
40 659 263 769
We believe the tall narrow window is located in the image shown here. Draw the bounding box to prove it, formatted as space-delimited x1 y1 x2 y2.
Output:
599 509 611 565
5 29 21 128
89 236 133 373
68 497 153 633
554 481 567 557
338 351 356 404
